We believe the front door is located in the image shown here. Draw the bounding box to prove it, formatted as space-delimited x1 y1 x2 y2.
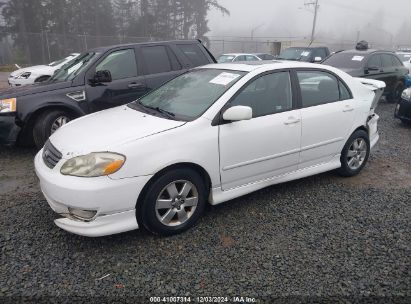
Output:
219 71 301 190
86 48 147 112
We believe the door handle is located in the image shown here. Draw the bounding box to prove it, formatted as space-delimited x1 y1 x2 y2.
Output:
343 106 354 112
284 117 301 125
128 82 145 89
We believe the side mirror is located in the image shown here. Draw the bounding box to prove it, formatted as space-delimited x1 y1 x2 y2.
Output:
314 56 322 63
92 70 112 84
223 106 252 122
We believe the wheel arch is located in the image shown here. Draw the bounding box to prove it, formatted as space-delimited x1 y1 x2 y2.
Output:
18 104 84 146
135 162 212 224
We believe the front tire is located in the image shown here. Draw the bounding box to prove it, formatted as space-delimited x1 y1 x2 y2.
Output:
338 130 370 177
387 81 405 103
139 168 207 236
33 110 72 149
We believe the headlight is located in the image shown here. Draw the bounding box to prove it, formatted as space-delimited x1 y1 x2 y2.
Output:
16 72 31 79
60 152 125 177
0 98 17 113
401 88 411 102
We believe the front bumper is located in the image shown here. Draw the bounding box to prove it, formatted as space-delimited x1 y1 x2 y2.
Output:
395 99 411 122
8 77 33 87
34 150 153 237
0 113 20 145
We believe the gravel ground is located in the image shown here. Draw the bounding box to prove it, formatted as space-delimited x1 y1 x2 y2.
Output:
0 101 410 303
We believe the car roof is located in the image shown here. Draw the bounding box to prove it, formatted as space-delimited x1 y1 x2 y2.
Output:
220 53 259 56
338 49 394 55
89 39 201 52
198 60 326 72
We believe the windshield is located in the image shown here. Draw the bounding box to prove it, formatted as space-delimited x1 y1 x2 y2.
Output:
49 52 97 82
397 53 411 62
278 48 312 61
322 53 366 69
217 55 235 63
129 69 246 120
48 54 77 67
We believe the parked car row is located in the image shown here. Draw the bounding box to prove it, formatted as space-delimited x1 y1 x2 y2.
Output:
2 38 408 237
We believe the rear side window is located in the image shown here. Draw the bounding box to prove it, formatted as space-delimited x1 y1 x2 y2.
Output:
391 55 403 67
297 71 340 107
246 55 258 61
177 44 209 66
96 49 137 80
234 55 246 62
339 81 352 100
381 54 393 68
141 45 175 75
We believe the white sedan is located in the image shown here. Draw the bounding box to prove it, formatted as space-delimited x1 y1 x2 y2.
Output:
8 53 80 86
35 61 385 237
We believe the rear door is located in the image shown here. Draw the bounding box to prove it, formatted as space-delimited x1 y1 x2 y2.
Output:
380 54 397 90
296 70 356 168
138 44 185 92
86 47 147 112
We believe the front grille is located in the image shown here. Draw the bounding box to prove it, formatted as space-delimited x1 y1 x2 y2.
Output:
42 140 62 169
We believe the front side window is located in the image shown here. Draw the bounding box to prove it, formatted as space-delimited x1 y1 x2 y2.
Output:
323 53 366 69
130 69 246 120
96 49 137 80
297 71 340 107
230 71 292 118
391 55 404 67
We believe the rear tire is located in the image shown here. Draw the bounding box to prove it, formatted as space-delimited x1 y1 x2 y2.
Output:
139 168 207 236
387 81 405 103
33 110 72 149
338 130 370 177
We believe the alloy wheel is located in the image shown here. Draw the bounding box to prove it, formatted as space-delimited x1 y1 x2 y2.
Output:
51 116 70 134
346 138 367 170
155 180 199 227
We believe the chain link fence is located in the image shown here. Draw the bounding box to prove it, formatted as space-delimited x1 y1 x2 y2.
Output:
0 31 409 66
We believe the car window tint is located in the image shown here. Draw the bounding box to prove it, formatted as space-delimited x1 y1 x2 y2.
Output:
141 45 172 74
96 49 137 80
339 81 351 100
167 48 182 71
230 71 292 118
176 44 209 66
297 71 340 107
381 54 393 68
367 55 381 68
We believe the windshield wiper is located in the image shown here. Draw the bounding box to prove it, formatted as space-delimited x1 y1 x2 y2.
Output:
137 101 176 119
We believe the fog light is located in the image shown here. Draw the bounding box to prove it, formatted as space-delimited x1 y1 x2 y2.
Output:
68 207 97 221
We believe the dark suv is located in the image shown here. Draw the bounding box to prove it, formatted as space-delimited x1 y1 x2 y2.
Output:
277 47 330 63
0 40 216 148
322 49 408 102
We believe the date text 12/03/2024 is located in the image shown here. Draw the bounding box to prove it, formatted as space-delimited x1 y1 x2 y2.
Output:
149 296 257 303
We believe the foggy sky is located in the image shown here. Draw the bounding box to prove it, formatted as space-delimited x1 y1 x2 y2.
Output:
207 0 411 47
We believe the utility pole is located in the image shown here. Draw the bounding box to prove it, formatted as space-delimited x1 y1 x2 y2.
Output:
304 0 319 45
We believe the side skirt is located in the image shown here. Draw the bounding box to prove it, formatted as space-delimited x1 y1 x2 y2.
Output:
209 155 341 205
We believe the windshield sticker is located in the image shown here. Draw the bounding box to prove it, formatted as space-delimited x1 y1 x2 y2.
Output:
352 56 364 61
67 62 82 74
301 51 310 57
209 72 241 86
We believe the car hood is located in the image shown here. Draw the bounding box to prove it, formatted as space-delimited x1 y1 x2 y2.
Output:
50 106 186 157
10 65 56 77
0 81 72 98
